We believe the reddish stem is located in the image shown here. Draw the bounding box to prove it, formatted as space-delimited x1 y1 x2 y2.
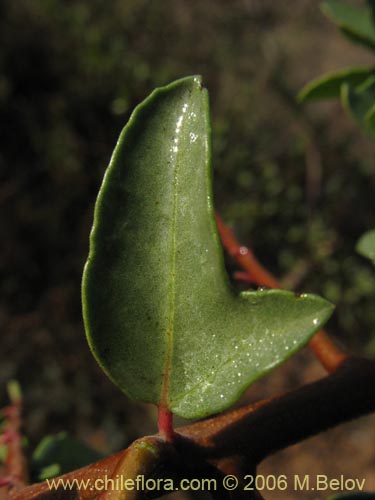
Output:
0 431 20 445
0 477 13 488
0 384 28 494
309 331 347 373
215 214 279 289
157 407 175 443
8 359 375 500
216 213 348 372
233 271 255 284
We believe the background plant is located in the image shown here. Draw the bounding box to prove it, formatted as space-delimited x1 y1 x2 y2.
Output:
298 0 375 137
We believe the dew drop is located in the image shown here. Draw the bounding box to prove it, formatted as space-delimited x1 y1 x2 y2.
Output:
239 246 249 255
313 318 319 326
189 132 198 143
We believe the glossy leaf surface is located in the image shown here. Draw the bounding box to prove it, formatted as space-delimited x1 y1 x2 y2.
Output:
298 67 375 102
321 0 375 50
82 76 334 419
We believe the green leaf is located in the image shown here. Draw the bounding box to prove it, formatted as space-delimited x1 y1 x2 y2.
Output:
298 67 375 102
341 75 375 136
356 229 375 263
6 380 22 404
31 432 104 480
82 76 334 419
321 0 375 50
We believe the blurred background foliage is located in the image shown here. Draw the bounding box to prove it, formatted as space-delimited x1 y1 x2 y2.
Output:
0 0 374 456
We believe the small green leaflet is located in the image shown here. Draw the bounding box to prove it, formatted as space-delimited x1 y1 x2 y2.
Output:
321 0 375 51
298 68 375 136
31 432 104 480
298 67 375 102
341 76 375 137
82 76 334 419
356 229 375 264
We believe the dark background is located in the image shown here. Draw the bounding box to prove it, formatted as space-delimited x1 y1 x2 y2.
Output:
0 1 374 497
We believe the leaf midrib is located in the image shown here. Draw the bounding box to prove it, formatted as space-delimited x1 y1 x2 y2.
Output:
160 103 188 408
